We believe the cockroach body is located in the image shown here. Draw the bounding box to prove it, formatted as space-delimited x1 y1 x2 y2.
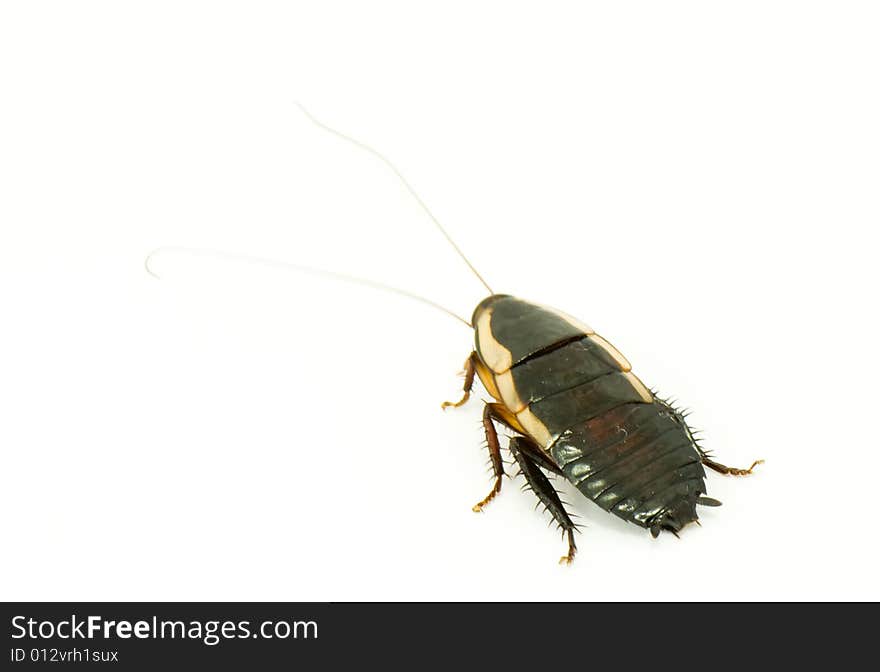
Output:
444 295 761 563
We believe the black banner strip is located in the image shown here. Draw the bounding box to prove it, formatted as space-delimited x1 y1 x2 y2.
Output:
1 602 872 668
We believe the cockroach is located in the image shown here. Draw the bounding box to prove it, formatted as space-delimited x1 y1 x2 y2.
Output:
148 105 762 564
447 296 761 563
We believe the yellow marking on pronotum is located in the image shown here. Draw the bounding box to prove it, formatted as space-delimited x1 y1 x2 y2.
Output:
475 307 513 374
495 370 526 413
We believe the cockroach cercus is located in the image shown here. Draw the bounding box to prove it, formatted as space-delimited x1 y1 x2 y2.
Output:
146 105 762 564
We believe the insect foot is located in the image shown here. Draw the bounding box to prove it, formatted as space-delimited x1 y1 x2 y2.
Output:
734 459 764 475
441 391 470 410
442 352 477 410
472 487 500 512
703 458 764 477
558 531 577 565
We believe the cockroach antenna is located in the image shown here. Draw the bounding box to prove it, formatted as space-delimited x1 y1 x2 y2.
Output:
144 245 474 328
144 103 493 329
294 103 494 296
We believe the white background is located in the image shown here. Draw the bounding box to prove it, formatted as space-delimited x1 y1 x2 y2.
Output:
1 2 878 601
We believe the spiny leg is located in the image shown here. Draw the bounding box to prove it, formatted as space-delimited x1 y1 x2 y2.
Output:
658 396 764 477
441 351 476 410
472 403 505 512
508 437 578 565
471 402 552 510
512 432 564 476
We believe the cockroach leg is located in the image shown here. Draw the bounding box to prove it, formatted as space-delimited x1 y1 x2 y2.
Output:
472 402 505 512
701 457 764 477
560 529 577 565
508 437 578 565
512 434 564 476
660 397 764 477
441 351 476 410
